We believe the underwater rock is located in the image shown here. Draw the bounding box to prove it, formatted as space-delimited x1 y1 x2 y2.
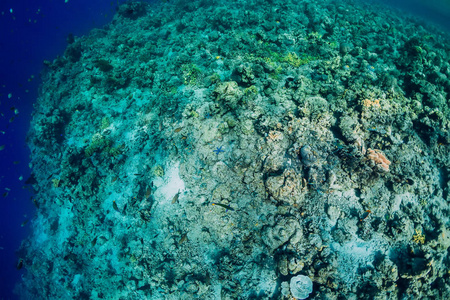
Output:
288 257 305 275
300 145 317 167
278 254 289 276
213 81 243 110
338 113 362 143
263 217 301 253
339 42 352 55
265 169 302 205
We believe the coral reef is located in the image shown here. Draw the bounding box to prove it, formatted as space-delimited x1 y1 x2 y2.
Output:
18 0 450 299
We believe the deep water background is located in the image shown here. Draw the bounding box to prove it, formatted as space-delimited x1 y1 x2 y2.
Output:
0 1 133 298
0 0 448 299
380 0 450 30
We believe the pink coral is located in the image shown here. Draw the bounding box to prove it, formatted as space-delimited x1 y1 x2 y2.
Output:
366 148 391 172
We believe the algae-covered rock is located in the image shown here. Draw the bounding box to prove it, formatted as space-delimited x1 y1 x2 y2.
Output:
263 217 301 253
214 81 243 110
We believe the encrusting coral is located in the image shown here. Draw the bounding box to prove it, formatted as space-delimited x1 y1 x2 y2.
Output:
366 148 391 172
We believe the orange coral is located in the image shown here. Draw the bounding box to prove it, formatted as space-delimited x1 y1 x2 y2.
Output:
362 99 381 108
366 148 391 172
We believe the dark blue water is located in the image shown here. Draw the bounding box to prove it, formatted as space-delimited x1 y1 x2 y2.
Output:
380 0 450 31
0 1 124 298
0 0 448 299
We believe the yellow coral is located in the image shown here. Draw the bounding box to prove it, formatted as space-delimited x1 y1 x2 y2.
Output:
154 165 164 177
52 178 60 188
413 228 425 244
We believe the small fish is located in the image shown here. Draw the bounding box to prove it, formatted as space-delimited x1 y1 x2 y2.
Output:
178 233 188 245
172 190 180 204
32 199 39 208
212 202 235 211
139 211 152 222
360 210 372 222
0 145 5 151
134 173 143 177
16 259 24 270
91 236 98 246
174 127 182 133
2 192 8 198
13 161 20 165
113 200 120 212
111 176 118 183
145 186 152 199
181 136 187 140
122 203 128 214
21 220 28 227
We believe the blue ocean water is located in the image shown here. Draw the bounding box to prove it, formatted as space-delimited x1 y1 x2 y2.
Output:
0 1 136 298
380 0 450 31
0 0 448 299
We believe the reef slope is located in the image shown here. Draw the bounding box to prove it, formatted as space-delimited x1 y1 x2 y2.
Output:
18 0 450 299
